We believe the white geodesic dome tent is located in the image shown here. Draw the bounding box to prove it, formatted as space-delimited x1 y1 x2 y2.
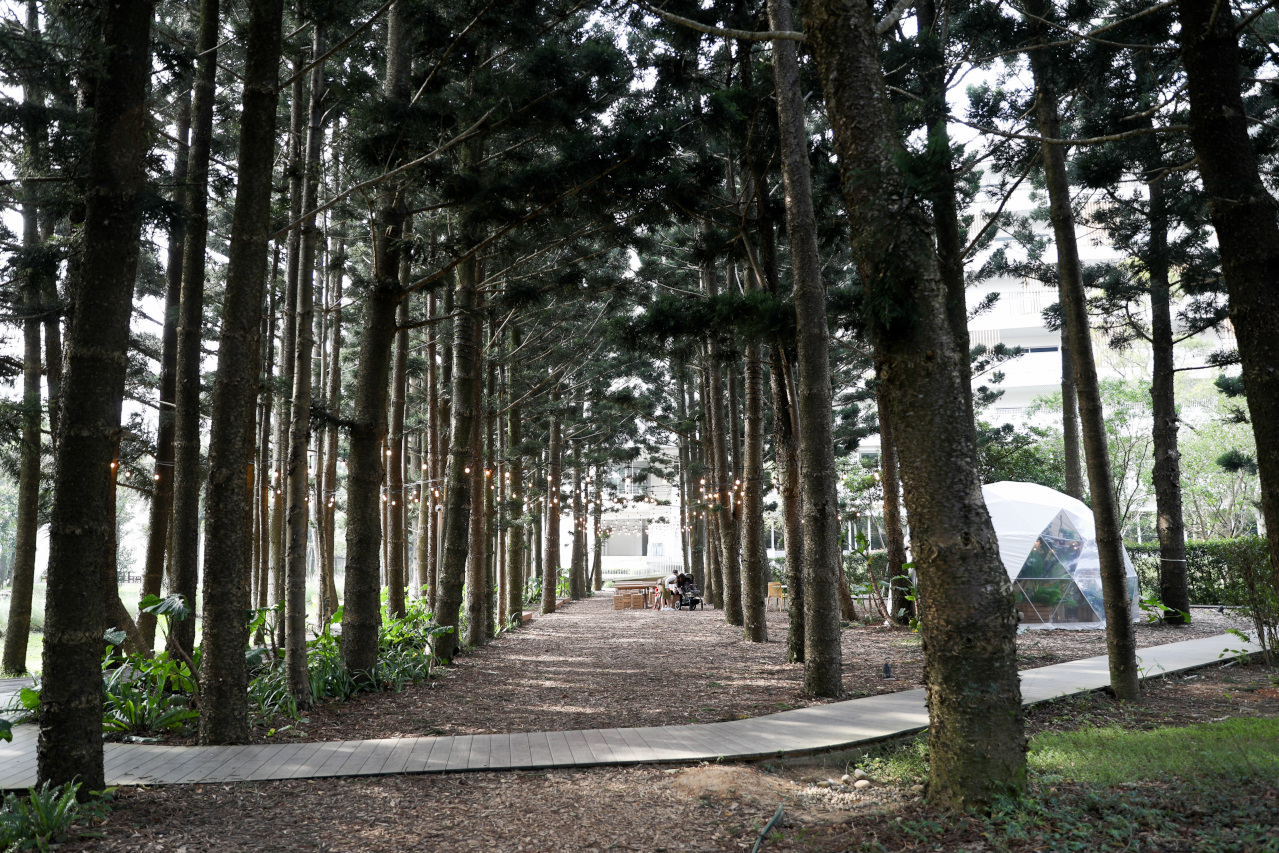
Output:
982 481 1140 626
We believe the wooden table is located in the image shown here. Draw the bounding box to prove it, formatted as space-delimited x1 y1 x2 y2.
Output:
612 581 656 610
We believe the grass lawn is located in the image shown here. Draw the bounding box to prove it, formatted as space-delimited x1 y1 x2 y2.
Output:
789 714 1279 852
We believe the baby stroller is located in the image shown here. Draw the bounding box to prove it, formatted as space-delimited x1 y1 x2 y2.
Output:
676 581 704 610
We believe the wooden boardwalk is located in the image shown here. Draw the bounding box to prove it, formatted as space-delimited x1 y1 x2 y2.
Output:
0 633 1257 790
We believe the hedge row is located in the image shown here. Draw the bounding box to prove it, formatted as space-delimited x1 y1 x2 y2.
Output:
1128 537 1270 607
835 537 1271 608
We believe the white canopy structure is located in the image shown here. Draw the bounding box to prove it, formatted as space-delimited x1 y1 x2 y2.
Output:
982 481 1140 626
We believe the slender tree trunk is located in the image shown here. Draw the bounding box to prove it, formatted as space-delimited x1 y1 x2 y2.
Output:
139 73 191 652
800 0 1027 806
541 390 563 614
768 0 842 696
284 22 326 707
698 367 721 610
436 254 480 660
702 309 742 623
1177 0 1279 587
37 0 154 789
465 320 487 646
197 0 284 745
770 348 804 661
1144 175 1190 623
387 291 410 618
740 280 768 641
425 291 440 601
257 269 278 628
169 0 220 660
1 164 43 675
1026 12 1138 699
341 0 409 676
569 435 586 600
877 381 913 625
505 326 525 624
591 468 603 591
321 237 343 622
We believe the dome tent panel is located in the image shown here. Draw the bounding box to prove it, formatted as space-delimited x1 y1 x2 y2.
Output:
982 481 1140 627
983 484 1070 579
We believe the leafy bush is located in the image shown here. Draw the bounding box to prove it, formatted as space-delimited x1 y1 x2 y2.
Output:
0 782 111 852
248 597 448 723
1128 537 1268 606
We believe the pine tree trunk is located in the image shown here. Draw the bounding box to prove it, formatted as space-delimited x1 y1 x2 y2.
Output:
321 237 343 622
591 468 603 591
769 348 805 662
342 0 410 676
767 0 842 696
541 390 562 614
1176 0 1279 586
703 318 742 624
0 168 43 675
800 0 1027 806
1026 11 1139 698
740 283 768 642
284 22 327 706
435 258 479 660
169 0 220 659
425 291 440 602
197 0 284 745
465 322 487 647
37 0 154 788
1144 171 1190 624
140 71 191 652
878 382 913 625
569 437 585 600
387 294 410 618
505 326 525 624
1060 336 1085 499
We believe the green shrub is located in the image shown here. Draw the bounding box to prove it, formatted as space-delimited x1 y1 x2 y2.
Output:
1128 537 1269 606
0 782 112 852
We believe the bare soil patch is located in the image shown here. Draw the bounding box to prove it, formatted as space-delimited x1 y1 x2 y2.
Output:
66 662 1278 853
268 594 1248 744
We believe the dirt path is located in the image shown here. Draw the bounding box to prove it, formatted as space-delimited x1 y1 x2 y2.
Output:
275 593 1247 744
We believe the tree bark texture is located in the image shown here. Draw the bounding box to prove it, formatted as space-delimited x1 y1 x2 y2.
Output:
541 390 563 614
1026 13 1139 699
1145 173 1190 623
1 164 44 675
37 0 154 789
740 286 768 642
140 74 191 652
769 348 805 662
388 294 410 618
436 257 480 660
1177 0 1279 586
169 0 220 660
801 0 1027 806
284 22 327 707
877 381 913 625
505 326 525 625
569 438 586 600
465 323 487 647
197 0 284 745
767 0 842 696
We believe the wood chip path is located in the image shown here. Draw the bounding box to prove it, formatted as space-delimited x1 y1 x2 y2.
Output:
0 633 1257 791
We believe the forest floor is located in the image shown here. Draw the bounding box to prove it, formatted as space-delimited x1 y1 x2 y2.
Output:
60 594 1279 852
245 592 1248 744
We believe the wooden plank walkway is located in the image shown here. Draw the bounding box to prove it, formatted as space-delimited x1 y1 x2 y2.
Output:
0 633 1257 790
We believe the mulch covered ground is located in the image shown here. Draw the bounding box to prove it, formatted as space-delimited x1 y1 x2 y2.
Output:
66 658 1279 852
270 593 1249 743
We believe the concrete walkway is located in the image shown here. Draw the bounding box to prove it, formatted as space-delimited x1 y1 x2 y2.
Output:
0 633 1258 790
